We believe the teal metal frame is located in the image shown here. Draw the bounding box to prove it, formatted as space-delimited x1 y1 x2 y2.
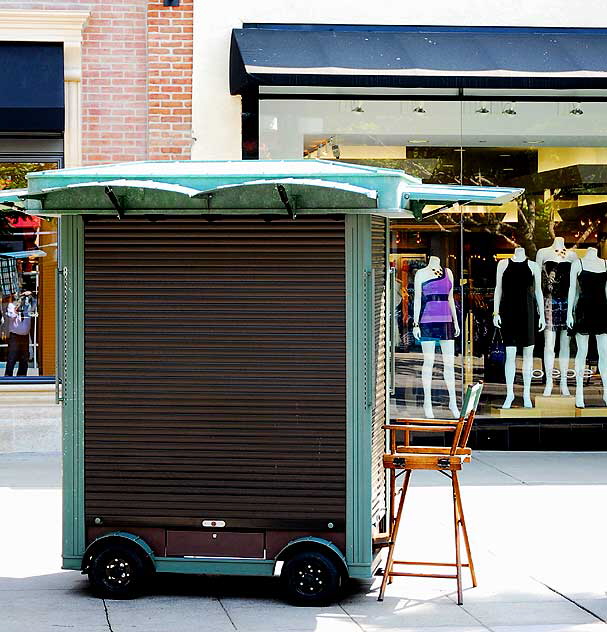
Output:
61 215 86 570
344 214 376 578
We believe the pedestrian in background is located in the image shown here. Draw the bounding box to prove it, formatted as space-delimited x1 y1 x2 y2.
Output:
4 291 34 377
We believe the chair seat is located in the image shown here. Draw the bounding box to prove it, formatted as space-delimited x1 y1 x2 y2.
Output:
389 418 461 425
395 446 471 459
383 452 465 471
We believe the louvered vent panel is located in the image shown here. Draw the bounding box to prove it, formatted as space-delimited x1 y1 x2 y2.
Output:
371 216 387 523
84 217 346 531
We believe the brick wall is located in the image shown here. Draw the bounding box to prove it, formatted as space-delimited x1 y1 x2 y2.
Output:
147 0 194 161
3 0 193 164
82 1 149 164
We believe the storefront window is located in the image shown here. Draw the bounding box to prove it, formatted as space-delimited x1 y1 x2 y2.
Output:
1 161 59 379
260 98 607 423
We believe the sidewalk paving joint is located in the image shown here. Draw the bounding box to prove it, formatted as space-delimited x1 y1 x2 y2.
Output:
217 596 238 630
532 578 607 624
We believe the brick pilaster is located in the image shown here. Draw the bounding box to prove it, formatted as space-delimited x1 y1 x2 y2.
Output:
147 0 194 161
81 1 149 164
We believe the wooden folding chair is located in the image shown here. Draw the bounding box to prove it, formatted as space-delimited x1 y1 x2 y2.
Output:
377 381 483 605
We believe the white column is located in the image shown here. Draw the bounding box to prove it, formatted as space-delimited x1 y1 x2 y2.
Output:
63 40 83 168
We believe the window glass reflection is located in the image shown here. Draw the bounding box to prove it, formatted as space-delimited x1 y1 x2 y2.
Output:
1 162 58 379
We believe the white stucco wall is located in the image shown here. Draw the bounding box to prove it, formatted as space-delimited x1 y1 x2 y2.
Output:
191 1 607 160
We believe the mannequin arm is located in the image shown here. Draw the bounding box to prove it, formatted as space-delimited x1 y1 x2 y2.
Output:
566 260 581 328
530 261 546 331
493 260 506 327
412 270 423 340
446 268 460 337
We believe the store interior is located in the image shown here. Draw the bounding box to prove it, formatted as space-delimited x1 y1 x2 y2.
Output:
261 98 607 421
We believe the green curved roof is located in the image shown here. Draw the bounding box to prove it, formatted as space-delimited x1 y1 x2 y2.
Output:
22 160 523 220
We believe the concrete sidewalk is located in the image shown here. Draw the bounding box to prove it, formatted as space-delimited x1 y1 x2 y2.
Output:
1 451 606 631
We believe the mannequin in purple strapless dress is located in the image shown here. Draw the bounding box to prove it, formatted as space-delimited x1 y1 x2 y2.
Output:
413 256 460 419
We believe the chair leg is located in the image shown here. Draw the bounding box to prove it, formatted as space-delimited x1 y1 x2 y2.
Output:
387 468 395 584
387 470 394 587
452 471 477 587
378 470 411 601
389 468 396 531
452 473 463 605
388 471 408 585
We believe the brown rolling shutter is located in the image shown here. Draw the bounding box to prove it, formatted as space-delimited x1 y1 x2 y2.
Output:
370 216 387 524
84 217 346 531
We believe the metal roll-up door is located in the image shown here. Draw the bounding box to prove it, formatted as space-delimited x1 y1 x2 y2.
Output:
370 216 387 524
84 217 346 531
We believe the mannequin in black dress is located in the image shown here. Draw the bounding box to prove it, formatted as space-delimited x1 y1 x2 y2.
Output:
493 247 546 409
536 237 577 397
566 247 607 408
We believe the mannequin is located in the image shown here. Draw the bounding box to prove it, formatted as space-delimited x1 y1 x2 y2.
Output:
413 256 460 418
566 247 607 408
494 248 545 408
536 237 577 396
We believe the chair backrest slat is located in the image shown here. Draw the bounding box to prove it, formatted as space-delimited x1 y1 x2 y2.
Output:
459 381 483 448
458 386 473 422
462 382 483 417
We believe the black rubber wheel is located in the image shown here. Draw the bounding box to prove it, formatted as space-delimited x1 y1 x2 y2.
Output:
281 551 342 606
87 543 150 599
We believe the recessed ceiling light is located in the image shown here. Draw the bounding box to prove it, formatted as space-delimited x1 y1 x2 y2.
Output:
409 139 428 143
499 154 511 157
569 103 584 116
524 140 544 144
502 168 515 171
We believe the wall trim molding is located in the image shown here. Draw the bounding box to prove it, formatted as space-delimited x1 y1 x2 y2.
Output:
0 10 90 167
0 10 89 43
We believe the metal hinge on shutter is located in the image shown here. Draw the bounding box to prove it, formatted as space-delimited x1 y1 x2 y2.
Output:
55 266 68 404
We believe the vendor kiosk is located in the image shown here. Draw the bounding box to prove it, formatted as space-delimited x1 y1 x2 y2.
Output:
20 161 521 603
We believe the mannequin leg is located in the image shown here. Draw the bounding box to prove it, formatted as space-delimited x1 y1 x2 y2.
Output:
502 346 517 409
522 345 534 408
543 330 556 396
596 334 607 406
421 340 436 418
574 334 589 408
558 330 571 396
440 339 459 418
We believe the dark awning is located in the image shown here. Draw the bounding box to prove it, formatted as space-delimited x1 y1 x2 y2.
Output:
230 25 607 94
0 42 64 132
